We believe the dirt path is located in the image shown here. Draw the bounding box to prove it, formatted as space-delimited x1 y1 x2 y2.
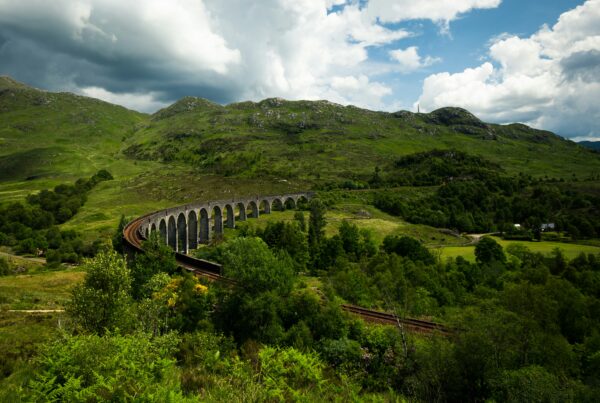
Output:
465 233 501 245
7 309 64 313
0 250 46 264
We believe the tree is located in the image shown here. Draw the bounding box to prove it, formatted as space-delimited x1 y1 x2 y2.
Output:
68 250 133 334
492 366 565 403
475 237 506 265
214 237 296 343
220 237 294 295
112 214 127 254
339 220 361 259
131 233 178 299
0 257 10 276
382 235 435 264
308 198 326 258
294 211 306 232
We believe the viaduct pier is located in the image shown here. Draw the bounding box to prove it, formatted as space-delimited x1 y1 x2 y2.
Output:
131 192 312 254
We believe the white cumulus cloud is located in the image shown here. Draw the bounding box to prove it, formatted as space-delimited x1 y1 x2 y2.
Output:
0 0 415 111
417 0 600 138
389 46 440 72
0 0 500 112
365 0 502 27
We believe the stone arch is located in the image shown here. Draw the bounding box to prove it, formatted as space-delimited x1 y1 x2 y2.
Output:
151 223 157 235
188 210 198 250
284 197 296 209
248 201 259 218
225 204 235 228
212 206 223 236
237 202 247 221
272 198 284 211
159 219 167 244
167 216 177 250
199 208 210 244
260 199 271 214
144 227 149 238
177 213 187 253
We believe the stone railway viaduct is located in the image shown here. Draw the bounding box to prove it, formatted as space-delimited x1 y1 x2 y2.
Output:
138 192 313 254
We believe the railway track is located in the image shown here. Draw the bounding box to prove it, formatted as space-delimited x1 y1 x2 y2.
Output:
123 214 451 335
341 304 450 335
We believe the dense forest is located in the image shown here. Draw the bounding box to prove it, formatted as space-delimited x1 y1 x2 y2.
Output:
370 150 600 237
2 195 600 402
0 170 113 266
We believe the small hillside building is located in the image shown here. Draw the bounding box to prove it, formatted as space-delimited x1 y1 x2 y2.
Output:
541 223 556 231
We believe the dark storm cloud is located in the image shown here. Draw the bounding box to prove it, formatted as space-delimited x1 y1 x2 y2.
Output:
560 50 600 82
0 0 247 110
0 27 241 108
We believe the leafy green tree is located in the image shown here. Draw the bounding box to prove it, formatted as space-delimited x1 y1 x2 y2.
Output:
294 211 306 232
382 235 435 264
339 220 361 259
221 237 294 294
68 250 133 334
213 238 297 343
0 257 10 276
492 366 565 403
308 198 326 259
112 214 128 254
475 237 506 265
131 233 178 299
409 336 460 402
259 221 309 270
167 272 213 333
315 235 344 270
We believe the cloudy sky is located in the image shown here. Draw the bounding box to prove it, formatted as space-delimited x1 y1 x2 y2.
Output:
0 0 599 139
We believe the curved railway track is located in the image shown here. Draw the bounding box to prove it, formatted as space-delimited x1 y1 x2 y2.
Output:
124 214 450 335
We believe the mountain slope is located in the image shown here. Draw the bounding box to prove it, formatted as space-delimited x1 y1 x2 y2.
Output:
0 76 147 183
579 141 600 151
1 77 599 238
123 97 600 181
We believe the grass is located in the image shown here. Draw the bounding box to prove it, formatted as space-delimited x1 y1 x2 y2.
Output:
0 267 84 384
0 249 46 273
124 96 600 183
220 203 470 248
2 77 600 245
437 236 600 262
0 269 84 311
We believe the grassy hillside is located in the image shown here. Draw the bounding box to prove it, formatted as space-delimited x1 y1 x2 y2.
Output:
0 76 153 203
579 141 600 151
123 97 600 182
1 76 600 241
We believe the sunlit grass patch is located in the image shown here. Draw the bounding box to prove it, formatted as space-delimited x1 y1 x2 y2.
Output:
438 237 600 262
0 270 84 311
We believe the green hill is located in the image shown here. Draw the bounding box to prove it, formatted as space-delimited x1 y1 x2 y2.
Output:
0 76 146 181
124 97 600 182
579 141 600 151
1 76 600 238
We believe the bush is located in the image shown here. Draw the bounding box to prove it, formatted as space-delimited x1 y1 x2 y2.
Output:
259 346 325 400
27 332 186 401
382 235 435 264
0 257 10 276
